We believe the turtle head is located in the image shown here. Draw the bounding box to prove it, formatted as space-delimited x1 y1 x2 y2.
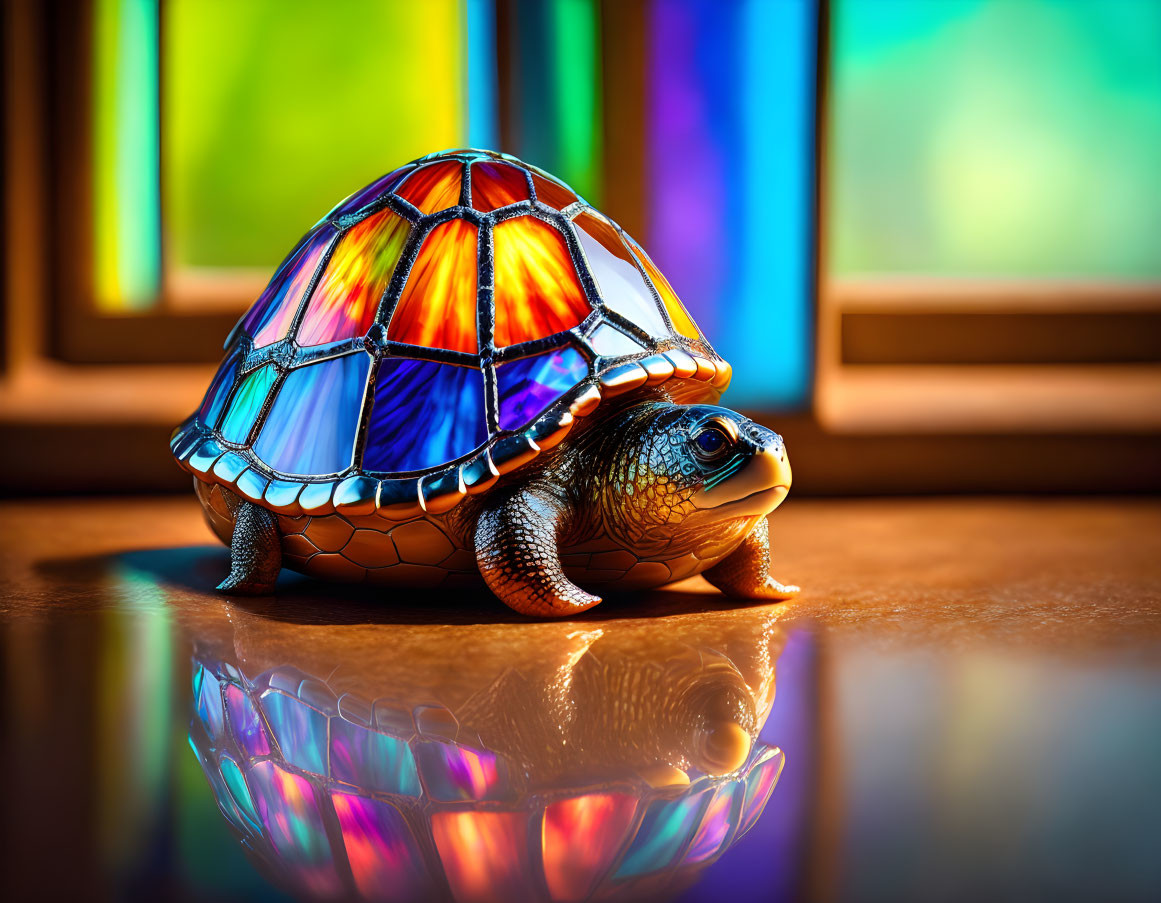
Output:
598 402 791 557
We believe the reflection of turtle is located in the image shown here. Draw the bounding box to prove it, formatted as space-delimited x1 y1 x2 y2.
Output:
172 150 797 616
184 601 788 901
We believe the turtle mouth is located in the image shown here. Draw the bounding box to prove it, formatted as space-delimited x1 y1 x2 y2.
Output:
692 448 792 513
707 485 789 518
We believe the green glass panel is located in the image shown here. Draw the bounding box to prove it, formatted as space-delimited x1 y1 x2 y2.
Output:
164 0 469 269
829 0 1161 277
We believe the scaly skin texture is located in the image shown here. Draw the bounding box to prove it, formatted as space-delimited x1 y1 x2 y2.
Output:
209 391 798 615
474 485 601 616
218 497 282 595
703 516 800 600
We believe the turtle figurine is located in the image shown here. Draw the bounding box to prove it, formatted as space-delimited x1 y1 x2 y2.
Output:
172 149 799 617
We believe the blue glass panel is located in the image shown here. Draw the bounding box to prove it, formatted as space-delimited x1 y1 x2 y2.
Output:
219 753 262 834
613 792 707 879
196 347 240 430
330 718 421 796
495 347 589 432
218 365 277 445
362 359 487 473
193 663 225 740
253 353 371 476
258 690 329 776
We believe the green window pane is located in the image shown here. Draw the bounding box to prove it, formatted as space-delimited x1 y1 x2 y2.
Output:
164 0 470 270
829 0 1161 278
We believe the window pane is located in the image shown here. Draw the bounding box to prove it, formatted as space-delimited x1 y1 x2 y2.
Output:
829 0 1161 278
164 0 472 270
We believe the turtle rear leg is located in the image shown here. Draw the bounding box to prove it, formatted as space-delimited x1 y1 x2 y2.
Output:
218 499 282 595
702 516 799 600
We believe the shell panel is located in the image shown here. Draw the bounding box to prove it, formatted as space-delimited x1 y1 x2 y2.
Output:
362 359 487 474
246 227 336 348
297 209 409 347
470 161 530 212
495 347 589 432
573 212 670 339
182 149 726 490
395 160 463 214
387 219 479 353
253 353 371 477
492 217 589 347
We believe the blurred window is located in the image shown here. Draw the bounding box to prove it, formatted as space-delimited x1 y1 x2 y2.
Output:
819 0 1161 433
829 0 1161 278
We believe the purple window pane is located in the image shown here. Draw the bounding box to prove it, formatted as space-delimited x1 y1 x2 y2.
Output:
252 353 371 477
495 347 589 432
361 359 487 474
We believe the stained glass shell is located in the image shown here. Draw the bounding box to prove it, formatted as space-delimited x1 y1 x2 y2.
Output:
172 150 729 517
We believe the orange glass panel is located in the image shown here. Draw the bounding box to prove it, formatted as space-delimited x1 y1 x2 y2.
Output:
395 160 463 213
630 239 701 340
542 793 637 901
297 209 410 346
431 811 532 903
388 219 478 353
530 172 577 210
471 161 530 212
492 217 589 347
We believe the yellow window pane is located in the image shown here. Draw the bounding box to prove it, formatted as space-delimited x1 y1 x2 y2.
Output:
164 0 466 270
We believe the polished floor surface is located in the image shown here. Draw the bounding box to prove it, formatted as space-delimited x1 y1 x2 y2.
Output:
2 495 1159 902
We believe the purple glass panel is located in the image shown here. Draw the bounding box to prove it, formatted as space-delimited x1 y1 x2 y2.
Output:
326 166 413 220
737 746 784 837
252 353 371 476
330 718 421 796
361 359 487 474
225 683 271 758
196 348 240 430
495 347 589 431
332 792 428 902
239 226 337 348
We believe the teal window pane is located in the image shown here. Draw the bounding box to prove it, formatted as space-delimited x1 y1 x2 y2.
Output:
830 0 1161 277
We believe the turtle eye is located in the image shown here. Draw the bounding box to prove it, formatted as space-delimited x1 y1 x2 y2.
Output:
693 425 731 461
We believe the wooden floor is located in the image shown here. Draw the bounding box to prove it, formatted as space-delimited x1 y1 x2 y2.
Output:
4 493 1160 650
2 494 1160 902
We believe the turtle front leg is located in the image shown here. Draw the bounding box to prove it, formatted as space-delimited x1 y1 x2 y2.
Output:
702 516 799 601
218 499 282 595
474 486 601 617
